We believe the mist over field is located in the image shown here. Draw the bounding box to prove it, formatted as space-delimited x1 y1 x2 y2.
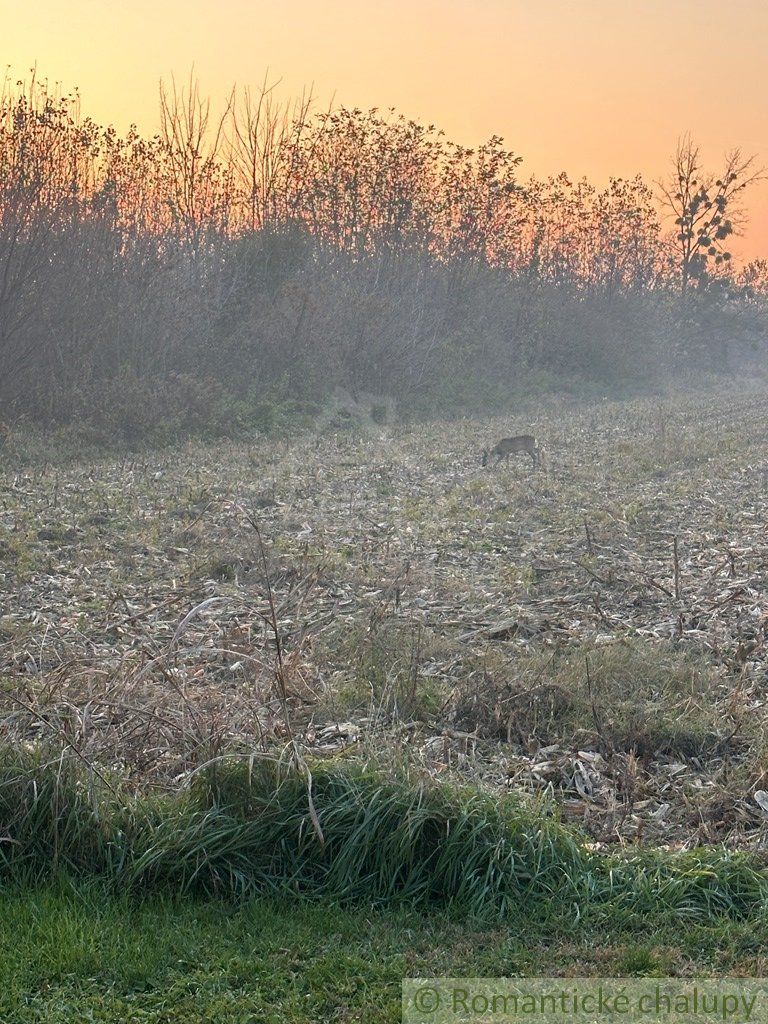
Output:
0 76 766 442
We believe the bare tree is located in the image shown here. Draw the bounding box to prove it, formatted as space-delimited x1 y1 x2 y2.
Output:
227 74 315 231
158 72 233 250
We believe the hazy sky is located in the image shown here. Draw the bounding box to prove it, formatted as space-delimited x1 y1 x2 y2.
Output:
5 0 767 260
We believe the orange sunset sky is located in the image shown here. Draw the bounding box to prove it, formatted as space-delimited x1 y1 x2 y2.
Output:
4 0 768 261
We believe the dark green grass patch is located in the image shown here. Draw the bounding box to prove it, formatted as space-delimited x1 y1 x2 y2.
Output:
0 751 766 927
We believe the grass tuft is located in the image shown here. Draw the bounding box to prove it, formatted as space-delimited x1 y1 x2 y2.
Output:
0 750 766 925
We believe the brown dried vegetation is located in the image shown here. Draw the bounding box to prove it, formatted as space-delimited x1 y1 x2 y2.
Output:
2 386 768 851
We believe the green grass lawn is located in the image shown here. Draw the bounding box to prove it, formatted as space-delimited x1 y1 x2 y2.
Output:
2 882 767 1024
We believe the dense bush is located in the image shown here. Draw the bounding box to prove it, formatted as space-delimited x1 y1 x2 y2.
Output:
1 78 765 438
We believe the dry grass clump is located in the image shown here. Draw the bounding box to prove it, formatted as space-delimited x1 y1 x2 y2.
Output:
451 643 740 759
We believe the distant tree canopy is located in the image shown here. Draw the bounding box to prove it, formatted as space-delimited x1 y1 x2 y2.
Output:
0 73 765 437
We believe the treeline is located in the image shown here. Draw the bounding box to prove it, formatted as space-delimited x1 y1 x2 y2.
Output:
1 74 766 438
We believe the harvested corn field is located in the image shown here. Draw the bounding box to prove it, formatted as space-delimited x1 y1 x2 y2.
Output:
2 384 768 850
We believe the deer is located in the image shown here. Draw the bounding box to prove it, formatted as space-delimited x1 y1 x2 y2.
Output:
482 434 539 469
